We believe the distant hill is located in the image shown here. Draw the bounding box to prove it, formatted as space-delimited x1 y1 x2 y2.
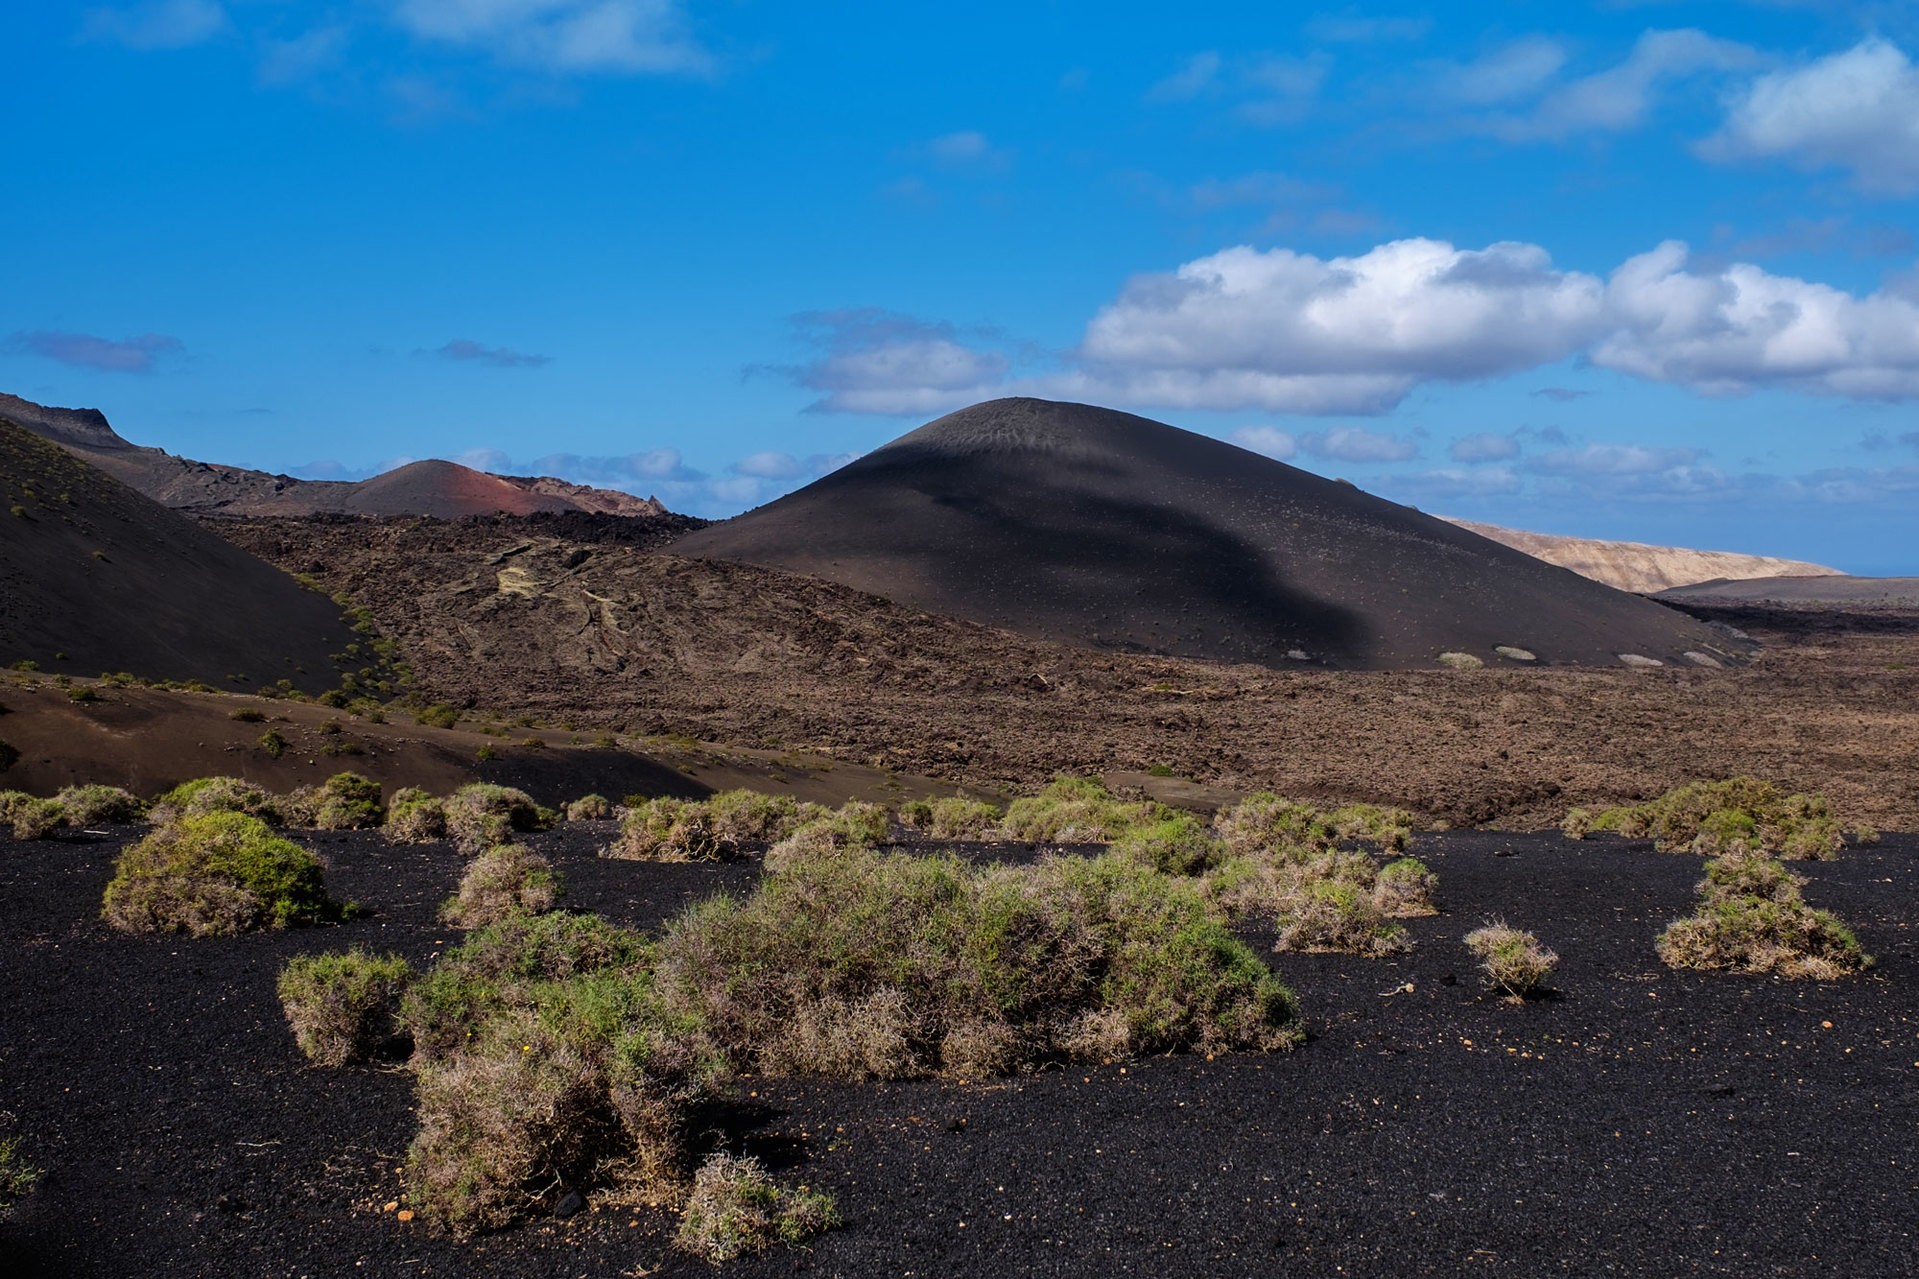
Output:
0 419 361 691
673 397 1750 670
0 391 670 519
1655 576 1919 606
1443 517 1841 594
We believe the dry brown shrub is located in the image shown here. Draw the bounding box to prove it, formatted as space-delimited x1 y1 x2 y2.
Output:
440 845 561 929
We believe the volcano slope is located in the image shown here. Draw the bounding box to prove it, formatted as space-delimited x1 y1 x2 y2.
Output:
0 421 360 693
672 398 1743 670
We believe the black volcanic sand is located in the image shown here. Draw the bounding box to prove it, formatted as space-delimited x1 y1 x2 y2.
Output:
3 826 1916 1277
674 398 1746 670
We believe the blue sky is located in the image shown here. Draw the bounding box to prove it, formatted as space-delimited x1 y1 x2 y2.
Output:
6 1 1919 571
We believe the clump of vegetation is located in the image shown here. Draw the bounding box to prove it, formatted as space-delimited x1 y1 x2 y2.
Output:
101 811 338 936
1272 878 1409 956
441 845 561 928
0 1112 38 1217
258 728 287 758
759 802 893 872
278 948 413 1067
999 775 1164 843
282 772 385 830
52 784 146 826
899 795 1002 839
443 783 551 854
1657 847 1870 979
1109 813 1221 876
676 1153 839 1262
609 796 730 862
3 792 67 840
1373 857 1439 917
706 789 828 845
396 850 1299 1237
565 793 612 821
415 703 461 730
384 787 448 843
1464 922 1559 999
1563 778 1865 859
152 776 282 825
229 707 266 723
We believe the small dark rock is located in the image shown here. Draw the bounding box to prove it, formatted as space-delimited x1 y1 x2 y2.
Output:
554 1189 585 1219
215 1193 247 1214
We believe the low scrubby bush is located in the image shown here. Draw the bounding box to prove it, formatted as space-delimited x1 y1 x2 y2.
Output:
444 783 551 854
1463 922 1558 998
1657 848 1869 979
565 793 612 821
279 948 413 1067
397 850 1299 1237
384 787 448 843
101 811 338 936
1110 813 1221 876
1272 878 1408 956
676 1153 839 1262
999 776 1164 844
0 1113 37 1217
899 795 1001 840
1374 857 1438 917
759 803 894 873
440 845 561 928
152 776 282 825
609 796 729 862
53 783 145 825
5 794 65 840
707 789 827 844
1566 778 1862 859
282 771 385 831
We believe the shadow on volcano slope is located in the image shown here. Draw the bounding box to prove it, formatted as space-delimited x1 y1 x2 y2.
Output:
674 398 1748 670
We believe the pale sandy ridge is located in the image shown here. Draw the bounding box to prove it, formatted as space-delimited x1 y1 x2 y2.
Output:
1443 517 1842 594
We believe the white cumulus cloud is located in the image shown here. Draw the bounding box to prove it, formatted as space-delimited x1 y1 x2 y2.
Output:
1705 38 1919 194
1230 426 1297 459
1300 425 1420 463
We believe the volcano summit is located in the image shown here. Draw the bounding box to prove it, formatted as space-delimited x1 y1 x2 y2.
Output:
674 398 1746 670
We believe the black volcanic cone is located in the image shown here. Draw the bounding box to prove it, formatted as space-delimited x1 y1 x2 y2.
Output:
0 420 358 691
672 398 1747 669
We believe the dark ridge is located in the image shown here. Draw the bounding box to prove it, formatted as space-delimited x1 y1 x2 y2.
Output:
0 420 358 691
673 397 1751 671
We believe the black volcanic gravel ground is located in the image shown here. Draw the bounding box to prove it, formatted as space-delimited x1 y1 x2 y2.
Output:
2 825 1916 1277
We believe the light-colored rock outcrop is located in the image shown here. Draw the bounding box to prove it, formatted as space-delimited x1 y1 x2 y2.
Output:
1444 518 1842 594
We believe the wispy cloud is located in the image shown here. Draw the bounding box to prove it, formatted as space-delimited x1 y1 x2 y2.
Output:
1449 432 1521 463
7 330 185 373
1300 425 1420 463
1147 49 1329 125
388 0 712 76
81 0 228 50
431 338 551 368
1230 426 1297 460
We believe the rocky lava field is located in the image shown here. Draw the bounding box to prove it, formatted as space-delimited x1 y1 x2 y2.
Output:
2 821 1915 1278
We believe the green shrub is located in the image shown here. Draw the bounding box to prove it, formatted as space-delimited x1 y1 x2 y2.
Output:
229 707 266 723
1374 857 1438 917
608 796 730 862
706 789 828 845
8 795 66 840
440 845 561 929
1211 792 1336 858
759 802 894 873
384 787 447 843
153 776 282 825
1657 848 1869 979
443 783 549 854
565 793 612 821
102 811 337 936
282 771 384 830
259 728 287 758
1583 778 1857 859
1463 923 1558 998
999 776 1163 843
1109 813 1221 875
278 948 413 1067
0 1113 37 1217
898 795 1001 839
415 704 461 729
1326 803 1416 852
659 848 1299 1078
676 1153 839 1262
1273 878 1408 956
53 784 145 825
